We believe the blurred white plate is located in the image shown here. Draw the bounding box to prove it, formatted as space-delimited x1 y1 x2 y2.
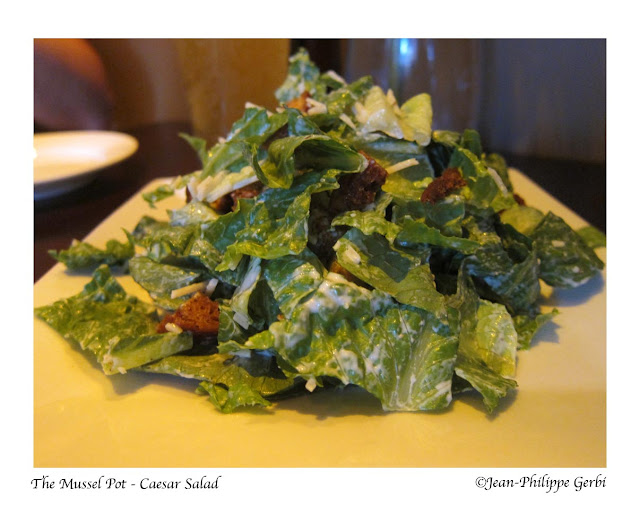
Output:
33 130 138 200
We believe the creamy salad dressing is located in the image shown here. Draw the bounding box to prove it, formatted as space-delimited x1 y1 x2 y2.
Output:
35 47 604 415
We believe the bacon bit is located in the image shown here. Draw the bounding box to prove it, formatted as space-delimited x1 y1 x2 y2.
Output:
286 90 311 112
210 180 265 214
231 181 264 203
157 292 220 336
329 151 388 215
210 193 233 213
421 167 467 204
514 193 526 206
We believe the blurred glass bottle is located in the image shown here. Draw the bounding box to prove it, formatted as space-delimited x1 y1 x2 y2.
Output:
174 39 290 144
343 39 483 132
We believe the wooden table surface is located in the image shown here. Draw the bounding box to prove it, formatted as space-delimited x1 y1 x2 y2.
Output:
34 121 606 283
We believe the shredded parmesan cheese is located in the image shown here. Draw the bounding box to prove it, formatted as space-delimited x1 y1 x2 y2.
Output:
325 70 346 84
385 158 420 174
342 245 362 265
196 166 259 204
306 105 326 115
305 97 327 115
233 312 251 330
165 322 183 333
486 167 509 196
353 101 368 124
205 278 219 296
229 175 259 192
193 171 228 201
305 377 317 392
339 113 357 130
170 281 208 299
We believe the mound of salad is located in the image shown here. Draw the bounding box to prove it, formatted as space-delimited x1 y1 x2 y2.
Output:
35 48 605 414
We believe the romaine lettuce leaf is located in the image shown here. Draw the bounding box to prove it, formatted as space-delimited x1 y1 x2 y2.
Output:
459 129 483 157
448 273 518 412
483 152 513 192
530 212 604 288
229 256 264 329
249 134 365 189
499 205 545 236
399 93 433 146
169 201 219 227
134 220 198 264
142 183 176 207
226 106 288 143
513 309 559 349
275 47 321 103
395 217 481 255
576 225 606 249
354 86 433 147
199 141 249 179
179 133 209 164
197 382 272 413
332 209 401 242
324 75 374 116
382 172 430 202
128 256 204 309
215 170 341 270
450 147 517 213
423 195 467 237
221 272 458 412
140 351 299 413
460 215 542 318
49 231 134 270
262 249 326 319
215 188 311 270
464 244 541 318
35 265 192 375
453 356 518 413
350 133 434 176
334 228 447 318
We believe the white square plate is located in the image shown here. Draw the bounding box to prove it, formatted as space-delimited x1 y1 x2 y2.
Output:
33 170 606 467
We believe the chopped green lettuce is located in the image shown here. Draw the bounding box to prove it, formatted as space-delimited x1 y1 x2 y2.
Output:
333 228 447 318
50 232 134 270
39 47 604 417
249 134 365 189
576 225 606 249
513 309 559 350
448 273 518 412
275 47 322 103
531 212 604 288
395 218 481 255
35 266 192 375
140 351 300 413
354 86 433 147
499 206 545 236
128 257 204 309
221 271 458 412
